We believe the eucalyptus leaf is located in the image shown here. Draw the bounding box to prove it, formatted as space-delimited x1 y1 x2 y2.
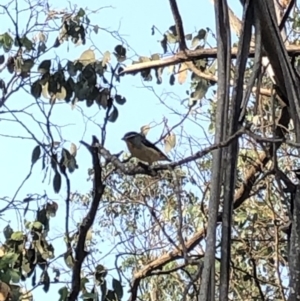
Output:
38 60 51 74
53 172 62 194
112 278 123 300
31 145 41 165
108 106 119 123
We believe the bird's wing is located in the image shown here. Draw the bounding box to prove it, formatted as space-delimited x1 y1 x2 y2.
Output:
143 138 171 161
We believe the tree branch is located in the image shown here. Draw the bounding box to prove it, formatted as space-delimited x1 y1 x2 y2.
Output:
121 44 300 75
68 136 105 301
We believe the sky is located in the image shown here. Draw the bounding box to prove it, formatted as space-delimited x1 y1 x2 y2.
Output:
0 0 242 300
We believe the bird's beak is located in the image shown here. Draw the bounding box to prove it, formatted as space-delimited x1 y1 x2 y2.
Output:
121 137 125 141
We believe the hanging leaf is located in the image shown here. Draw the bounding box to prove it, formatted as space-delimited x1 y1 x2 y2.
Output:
58 287 69 301
108 106 119 123
169 74 175 85
161 35 168 54
70 143 77 157
164 133 176 153
93 25 99 34
3 224 13 240
185 33 192 40
0 55 4 64
77 8 85 18
53 172 62 194
31 145 41 165
115 95 126 105
114 45 126 62
38 60 51 74
140 125 150 136
41 270 50 292
178 63 188 85
21 59 34 73
78 49 96 66
112 278 123 300
102 51 111 66
63 250 74 269
31 81 42 99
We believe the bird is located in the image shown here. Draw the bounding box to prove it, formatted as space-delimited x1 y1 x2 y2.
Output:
121 131 171 164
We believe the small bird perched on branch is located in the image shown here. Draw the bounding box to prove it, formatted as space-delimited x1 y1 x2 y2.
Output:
122 131 171 164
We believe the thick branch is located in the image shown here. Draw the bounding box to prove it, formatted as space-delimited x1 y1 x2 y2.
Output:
121 45 300 75
68 136 105 301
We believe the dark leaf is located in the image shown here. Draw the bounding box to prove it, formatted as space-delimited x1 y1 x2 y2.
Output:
185 33 192 40
169 74 175 85
32 270 36 286
0 79 6 90
21 36 34 51
112 279 123 300
41 270 50 292
58 287 69 301
108 106 119 123
53 268 60 282
7 56 14 73
3 224 13 240
151 26 155 35
105 290 116 301
31 145 41 165
0 55 4 64
67 61 77 77
169 25 177 36
67 156 78 173
37 208 48 228
31 81 42 99
115 95 126 105
21 59 34 73
38 60 51 74
53 172 62 194
114 45 126 62
161 35 168 54
53 38 61 48
77 8 85 17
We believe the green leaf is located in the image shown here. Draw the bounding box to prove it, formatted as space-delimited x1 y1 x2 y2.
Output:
77 8 85 17
32 221 43 231
112 278 123 300
53 172 62 194
21 36 33 51
10 269 20 283
81 293 97 299
108 106 118 123
0 32 13 52
63 250 74 269
58 287 69 301
31 145 41 165
1 253 19 266
11 231 23 241
21 59 34 73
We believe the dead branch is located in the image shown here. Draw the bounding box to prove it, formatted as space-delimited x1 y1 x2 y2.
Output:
121 44 300 76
